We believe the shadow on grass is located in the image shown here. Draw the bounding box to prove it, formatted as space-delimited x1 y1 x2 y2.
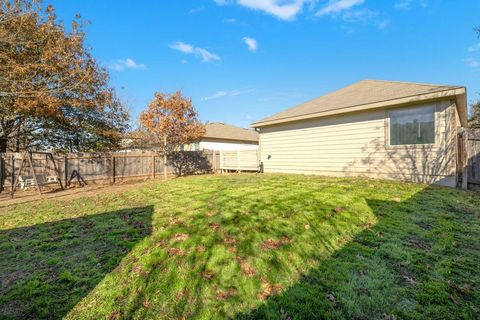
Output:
0 205 153 320
236 187 480 319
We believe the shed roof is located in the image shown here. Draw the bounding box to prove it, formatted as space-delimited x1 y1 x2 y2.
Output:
252 80 466 127
203 122 258 142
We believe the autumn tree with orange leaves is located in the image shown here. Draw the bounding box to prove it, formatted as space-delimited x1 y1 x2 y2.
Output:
139 91 205 153
0 0 129 152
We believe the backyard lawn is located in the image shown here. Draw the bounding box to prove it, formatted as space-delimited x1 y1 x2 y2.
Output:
0 174 479 319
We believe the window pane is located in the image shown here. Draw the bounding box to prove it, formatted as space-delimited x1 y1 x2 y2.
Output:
390 106 435 145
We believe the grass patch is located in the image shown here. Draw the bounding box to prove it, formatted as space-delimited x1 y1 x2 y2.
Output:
0 174 479 319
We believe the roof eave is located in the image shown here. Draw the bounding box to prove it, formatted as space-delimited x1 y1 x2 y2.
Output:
251 87 466 128
202 136 258 143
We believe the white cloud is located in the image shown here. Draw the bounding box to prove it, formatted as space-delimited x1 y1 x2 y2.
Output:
315 1 387 30
201 88 255 101
341 8 378 23
465 58 480 68
188 7 205 14
215 0 310 21
169 41 220 62
468 43 480 53
394 0 411 10
242 37 258 52
378 19 390 30
109 58 146 71
316 0 364 16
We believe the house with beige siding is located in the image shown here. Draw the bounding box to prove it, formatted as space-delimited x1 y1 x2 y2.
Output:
183 122 258 151
251 80 467 187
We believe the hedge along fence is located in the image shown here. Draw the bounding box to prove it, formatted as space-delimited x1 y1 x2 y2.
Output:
0 150 220 193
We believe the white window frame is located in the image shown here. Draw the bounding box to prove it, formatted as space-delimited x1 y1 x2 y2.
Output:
385 103 440 149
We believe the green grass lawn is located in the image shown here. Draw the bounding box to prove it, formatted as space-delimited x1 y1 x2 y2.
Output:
0 174 479 319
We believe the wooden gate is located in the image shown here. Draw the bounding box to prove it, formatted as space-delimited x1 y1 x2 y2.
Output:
458 128 480 189
219 149 260 172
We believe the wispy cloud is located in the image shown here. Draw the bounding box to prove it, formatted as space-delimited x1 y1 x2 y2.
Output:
201 88 255 101
315 0 388 30
214 0 310 21
169 41 220 62
465 58 480 68
109 58 146 71
188 7 205 14
468 43 480 53
316 0 364 16
394 0 411 10
341 8 377 23
242 37 258 52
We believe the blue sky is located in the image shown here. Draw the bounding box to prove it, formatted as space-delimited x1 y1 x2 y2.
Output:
49 0 480 128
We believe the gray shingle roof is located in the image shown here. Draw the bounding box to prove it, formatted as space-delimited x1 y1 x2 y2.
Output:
204 123 258 142
252 80 464 127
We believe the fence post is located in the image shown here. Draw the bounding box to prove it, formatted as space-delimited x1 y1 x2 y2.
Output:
111 155 116 184
152 155 156 179
461 131 469 190
237 150 240 172
10 155 14 193
213 150 217 173
219 150 223 174
64 154 68 187
0 154 3 193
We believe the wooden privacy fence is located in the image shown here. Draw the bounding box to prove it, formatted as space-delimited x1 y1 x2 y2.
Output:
0 150 220 193
219 149 260 172
458 128 480 190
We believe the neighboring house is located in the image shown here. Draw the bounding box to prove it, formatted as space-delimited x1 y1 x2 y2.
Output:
184 122 259 151
251 80 467 187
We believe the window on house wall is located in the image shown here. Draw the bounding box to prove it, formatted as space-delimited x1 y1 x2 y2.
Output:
389 105 435 145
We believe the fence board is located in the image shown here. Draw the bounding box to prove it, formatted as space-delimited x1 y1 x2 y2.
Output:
0 149 219 193
458 128 480 190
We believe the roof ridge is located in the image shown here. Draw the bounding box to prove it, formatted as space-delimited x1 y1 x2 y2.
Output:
361 79 462 88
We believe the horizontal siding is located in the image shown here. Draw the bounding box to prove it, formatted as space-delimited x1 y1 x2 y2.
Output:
259 101 458 186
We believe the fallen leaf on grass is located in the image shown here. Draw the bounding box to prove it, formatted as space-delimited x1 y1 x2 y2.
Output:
222 234 237 245
449 294 461 305
448 281 471 296
236 257 257 277
208 222 220 230
142 300 150 308
402 275 417 286
167 247 185 256
173 233 189 241
215 288 237 300
326 292 337 306
175 289 190 300
201 270 215 281
206 211 216 217
107 311 121 320
259 278 283 300
261 237 292 250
